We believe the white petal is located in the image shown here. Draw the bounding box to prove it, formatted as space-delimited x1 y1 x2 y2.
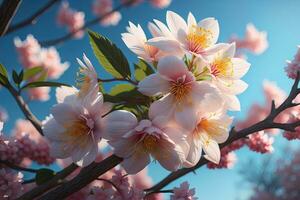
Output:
174 105 198 131
102 110 138 140
184 135 202 167
157 55 188 81
56 86 78 103
51 103 79 125
147 37 182 55
224 94 241 111
122 151 151 174
187 12 197 30
76 143 98 167
223 43 236 58
138 74 170 96
149 95 175 120
231 58 251 79
43 116 66 141
166 11 188 39
200 134 221 164
198 17 219 45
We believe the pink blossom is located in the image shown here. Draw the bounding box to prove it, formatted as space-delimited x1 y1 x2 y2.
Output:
27 87 51 102
0 107 8 122
232 23 268 55
246 131 274 153
150 0 172 8
263 80 286 107
170 181 198 200
283 112 300 140
0 169 23 199
207 151 237 169
93 0 122 26
57 1 85 38
285 46 300 79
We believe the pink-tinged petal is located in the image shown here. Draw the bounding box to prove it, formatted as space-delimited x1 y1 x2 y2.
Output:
149 95 175 120
174 105 198 131
187 12 197 30
102 110 138 140
183 135 202 167
51 103 78 125
222 42 236 58
138 74 170 96
200 133 221 164
109 135 140 158
231 58 251 79
203 43 228 56
216 78 248 95
198 17 219 44
224 94 241 111
152 136 185 171
100 102 113 116
56 86 78 103
148 22 162 37
50 141 74 159
122 150 151 174
0 121 3 132
166 11 188 39
153 19 174 38
43 116 66 141
147 37 182 55
76 143 98 167
157 56 188 81
71 137 93 163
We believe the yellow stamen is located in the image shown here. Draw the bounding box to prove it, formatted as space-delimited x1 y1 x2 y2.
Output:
187 26 213 54
210 57 233 77
142 135 158 152
170 80 192 102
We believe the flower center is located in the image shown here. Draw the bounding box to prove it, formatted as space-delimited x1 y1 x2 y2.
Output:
142 135 158 152
170 77 192 102
187 26 213 54
63 116 94 138
144 44 159 60
210 57 233 77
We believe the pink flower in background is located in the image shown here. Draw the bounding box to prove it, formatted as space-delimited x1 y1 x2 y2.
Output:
246 131 274 153
207 151 237 169
0 169 23 199
93 0 122 26
283 112 300 140
170 181 198 200
285 46 300 79
0 107 8 122
150 0 172 8
57 1 85 38
232 23 268 55
14 35 69 79
27 87 51 102
263 80 286 107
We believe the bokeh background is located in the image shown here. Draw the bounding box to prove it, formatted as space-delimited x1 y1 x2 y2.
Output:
1 0 300 199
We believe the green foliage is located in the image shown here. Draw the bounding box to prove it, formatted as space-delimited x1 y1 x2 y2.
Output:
0 63 8 78
21 81 71 90
12 70 24 86
35 168 56 185
134 59 155 81
23 67 44 81
88 30 131 79
0 64 9 86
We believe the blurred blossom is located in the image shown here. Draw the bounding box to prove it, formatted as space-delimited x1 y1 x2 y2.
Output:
0 107 8 122
285 46 300 79
93 0 122 26
283 112 300 140
170 181 198 200
231 23 268 55
27 87 51 102
246 131 274 153
207 151 237 169
57 1 85 38
0 169 23 199
150 0 172 8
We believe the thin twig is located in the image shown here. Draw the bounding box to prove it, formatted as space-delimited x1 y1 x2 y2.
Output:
5 0 61 35
6 83 43 135
0 160 38 173
16 163 78 200
40 0 135 47
22 178 35 185
98 78 138 85
0 0 21 36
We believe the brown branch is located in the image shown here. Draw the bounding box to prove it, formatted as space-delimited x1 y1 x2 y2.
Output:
98 78 138 85
16 163 78 200
5 0 61 35
0 0 22 36
6 83 43 135
0 160 38 173
144 74 300 194
39 0 135 47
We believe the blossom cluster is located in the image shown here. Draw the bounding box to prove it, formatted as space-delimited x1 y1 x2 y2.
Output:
14 35 69 101
285 45 300 79
93 0 122 26
57 1 85 38
44 11 250 176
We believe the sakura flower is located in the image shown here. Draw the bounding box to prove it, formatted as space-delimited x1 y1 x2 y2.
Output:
148 11 221 57
285 46 300 79
184 111 232 166
93 0 122 26
170 181 198 200
138 55 224 130
246 131 274 153
0 107 8 122
196 43 250 111
100 12 122 26
27 87 51 102
103 111 188 174
150 0 172 9
122 22 162 62
0 169 24 199
43 54 112 167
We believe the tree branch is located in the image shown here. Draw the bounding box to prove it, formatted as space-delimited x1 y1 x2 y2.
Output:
5 0 61 35
98 77 138 85
0 0 22 36
0 160 38 173
40 0 135 47
6 83 43 135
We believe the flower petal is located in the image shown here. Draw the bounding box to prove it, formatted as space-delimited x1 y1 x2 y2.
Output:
56 86 78 103
157 55 188 81
149 94 175 120
198 17 219 45
200 134 221 164
76 143 98 167
231 58 251 79
147 37 182 55
122 150 151 174
183 135 202 167
166 11 188 39
138 74 170 96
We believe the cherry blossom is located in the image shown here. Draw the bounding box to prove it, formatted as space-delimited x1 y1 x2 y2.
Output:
170 181 198 200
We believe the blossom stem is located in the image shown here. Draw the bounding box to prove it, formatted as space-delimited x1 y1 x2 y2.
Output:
39 0 138 47
98 77 138 85
5 0 61 35
0 0 21 36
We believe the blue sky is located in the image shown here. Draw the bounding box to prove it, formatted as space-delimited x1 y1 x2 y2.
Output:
1 0 300 199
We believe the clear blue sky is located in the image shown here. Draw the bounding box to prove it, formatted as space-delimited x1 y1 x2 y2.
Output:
1 0 300 199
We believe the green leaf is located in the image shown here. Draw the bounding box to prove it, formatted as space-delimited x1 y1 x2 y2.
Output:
12 70 19 84
23 67 43 80
35 168 56 185
88 30 131 79
0 73 9 86
21 81 71 90
0 64 8 78
134 59 155 81
35 70 48 82
110 84 136 96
